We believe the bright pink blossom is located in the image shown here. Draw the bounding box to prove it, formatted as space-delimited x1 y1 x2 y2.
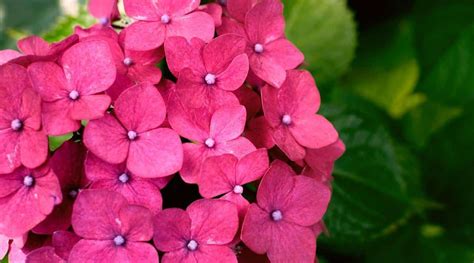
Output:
69 189 158 263
165 34 248 109
198 3 223 27
168 103 256 183
244 116 275 149
0 165 62 237
52 231 81 261
241 160 331 262
28 40 116 135
25 247 65 263
0 64 47 174
219 0 304 88
302 139 345 185
33 141 89 234
262 70 339 160
226 0 258 23
84 83 183 178
0 235 8 259
85 153 167 214
0 50 22 65
88 0 120 25
123 0 215 51
153 199 239 263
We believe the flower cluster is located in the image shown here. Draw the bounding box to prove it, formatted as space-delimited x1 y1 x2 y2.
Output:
0 0 344 262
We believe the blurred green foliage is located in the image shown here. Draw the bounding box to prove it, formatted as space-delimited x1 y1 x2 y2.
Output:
0 0 473 262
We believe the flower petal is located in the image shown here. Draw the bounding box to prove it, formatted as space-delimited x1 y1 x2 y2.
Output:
119 205 154 241
123 0 159 20
272 127 306 161
19 129 48 169
17 36 50 56
52 231 80 261
210 105 246 142
290 114 339 149
236 148 269 185
164 36 206 77
216 53 249 91
166 12 215 43
265 38 304 70
194 245 238 263
199 154 237 198
124 21 165 51
203 34 247 74
69 94 111 121
153 208 191 252
245 0 284 43
249 53 286 88
41 100 80 136
180 143 207 183
27 62 68 102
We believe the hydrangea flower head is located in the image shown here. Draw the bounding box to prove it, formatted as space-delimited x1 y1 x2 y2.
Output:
303 139 346 185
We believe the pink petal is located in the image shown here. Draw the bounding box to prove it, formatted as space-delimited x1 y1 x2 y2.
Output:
123 0 159 21
278 70 321 117
19 133 47 171
236 148 269 184
27 62 68 102
52 231 80 261
267 222 317 263
265 38 304 70
0 50 22 65
245 0 284 44
50 140 88 188
233 85 261 120
115 83 166 132
164 36 206 77
157 0 200 16
119 205 154 241
71 189 127 239
216 54 249 91
25 246 65 263
272 126 306 161
180 143 207 183
215 136 257 158
0 63 30 98
41 100 80 136
153 208 191 251
161 250 193 263
193 245 238 263
69 94 111 120
290 114 339 149
249 52 286 88
227 0 257 22
166 12 215 43
32 198 73 235
127 128 183 178
127 64 162 84
210 105 247 142
83 114 129 164
221 192 250 221
240 204 273 254
17 36 50 56
217 17 246 37
187 199 239 245
198 3 223 27
85 152 126 181
19 88 42 130
61 40 116 95
199 154 237 198
244 116 275 149
203 34 247 74
107 74 135 102
304 139 345 182
89 0 118 19
0 235 8 259
124 21 165 51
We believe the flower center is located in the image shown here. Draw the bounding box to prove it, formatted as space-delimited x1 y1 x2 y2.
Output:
23 175 35 187
254 43 264 53
99 17 109 25
271 210 283 221
113 235 126 246
69 90 80 101
187 240 198 251
204 138 215 148
161 14 170 24
204 73 216 85
127 131 138 141
69 189 78 198
281 114 292 125
233 185 244 194
118 173 129 183
123 57 133 67
11 119 23 131
218 0 227 5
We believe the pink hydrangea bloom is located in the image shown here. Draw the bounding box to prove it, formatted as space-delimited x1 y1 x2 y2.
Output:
88 0 120 25
123 0 215 51
0 64 48 174
25 246 65 263
241 160 331 262
0 49 22 65
28 40 116 135
85 152 167 214
168 103 256 183
198 3 223 27
165 34 248 109
302 139 345 185
219 0 304 88
52 231 80 261
244 116 275 149
33 141 89 234
0 165 62 237
199 149 269 218
69 189 158 262
0 235 8 259
262 70 339 160
153 199 239 263
84 83 183 178
226 0 258 23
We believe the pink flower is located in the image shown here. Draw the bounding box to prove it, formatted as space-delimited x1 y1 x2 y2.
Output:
28 40 116 135
199 149 269 218
85 152 166 214
244 116 275 149
241 160 332 262
123 0 215 51
69 189 158 263
218 0 304 88
153 199 239 263
262 70 339 160
0 49 22 65
226 0 258 23
25 247 65 263
52 231 81 261
0 235 8 259
302 139 345 185
0 165 62 237
84 83 183 178
168 104 256 183
165 34 248 109
33 141 89 235
88 0 120 25
0 64 48 174
198 3 223 27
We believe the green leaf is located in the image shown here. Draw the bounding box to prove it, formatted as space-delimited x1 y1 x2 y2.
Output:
49 133 73 152
284 0 357 85
414 0 474 105
341 20 425 118
43 7 95 43
319 93 425 250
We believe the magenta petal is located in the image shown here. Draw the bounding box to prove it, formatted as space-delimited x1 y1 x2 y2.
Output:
85 152 125 181
167 93 210 141
216 53 249 91
61 40 116 95
25 246 64 263
166 12 215 43
227 0 256 22
164 36 206 77
124 21 165 51
236 148 269 185
210 105 246 142
198 3 223 27
199 154 237 198
41 100 80 136
304 139 345 182
194 245 238 263
273 127 306 161
203 34 247 74
88 0 117 19
290 114 339 149
83 114 129 164
249 53 286 88
32 198 73 235
0 50 22 65
127 64 162 84
0 132 21 174
245 116 275 149
19 129 47 169
265 38 304 70
221 192 250 221
52 231 80 261
180 143 206 183
123 0 159 20
161 250 193 263
127 128 183 178
245 0 284 44
267 222 317 263
279 70 321 116
153 208 191 252
116 180 163 214
27 62 68 102
0 235 8 259
69 94 111 120
17 36 50 56
216 136 257 158
119 205 154 241
217 17 246 36
240 203 273 254
157 0 200 16
187 199 239 245
115 83 166 132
